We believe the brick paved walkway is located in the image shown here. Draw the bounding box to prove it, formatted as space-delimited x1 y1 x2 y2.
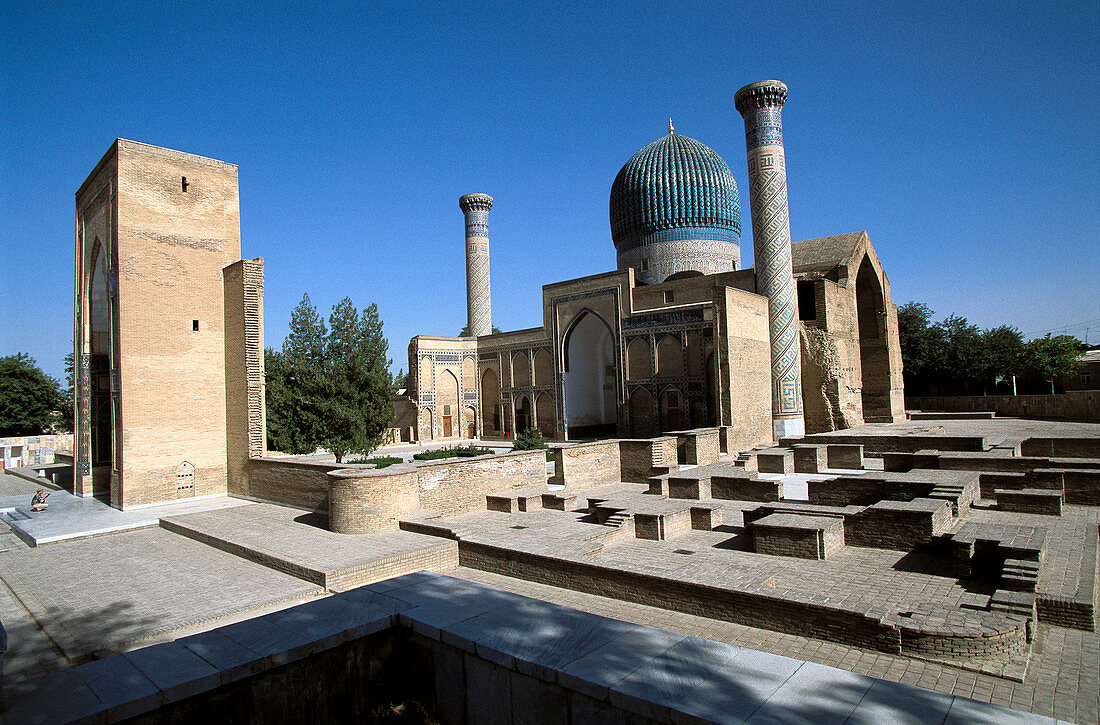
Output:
0 526 323 685
451 567 1099 723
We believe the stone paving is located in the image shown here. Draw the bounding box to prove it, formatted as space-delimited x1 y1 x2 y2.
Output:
0 470 43 499
160 502 459 590
0 526 323 685
451 567 1099 724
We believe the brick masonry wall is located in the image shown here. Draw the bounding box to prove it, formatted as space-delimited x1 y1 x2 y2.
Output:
554 440 621 490
248 457 346 511
619 438 677 483
328 469 419 534
1064 470 1100 505
907 392 1100 422
223 258 265 498
710 475 782 502
1020 437 1100 458
754 526 824 559
459 541 903 653
416 450 545 517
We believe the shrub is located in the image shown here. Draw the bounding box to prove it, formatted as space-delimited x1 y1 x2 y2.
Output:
512 427 548 451
346 455 403 469
413 445 494 461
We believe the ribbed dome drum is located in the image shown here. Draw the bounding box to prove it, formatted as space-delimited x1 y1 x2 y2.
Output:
610 131 742 284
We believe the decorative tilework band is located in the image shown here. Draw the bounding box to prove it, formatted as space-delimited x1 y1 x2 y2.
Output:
737 80 803 423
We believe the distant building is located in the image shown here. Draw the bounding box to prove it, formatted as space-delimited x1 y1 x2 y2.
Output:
407 82 905 449
1062 348 1100 391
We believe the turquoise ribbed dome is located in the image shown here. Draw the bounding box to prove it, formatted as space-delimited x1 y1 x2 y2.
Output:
610 132 741 253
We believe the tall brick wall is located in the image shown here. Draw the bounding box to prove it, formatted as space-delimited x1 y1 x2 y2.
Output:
76 140 245 509
715 287 772 447
224 258 265 497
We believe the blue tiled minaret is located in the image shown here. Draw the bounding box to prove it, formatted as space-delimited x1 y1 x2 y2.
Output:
459 193 493 338
735 80 805 439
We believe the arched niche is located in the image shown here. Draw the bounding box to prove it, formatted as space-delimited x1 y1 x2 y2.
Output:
438 369 459 438
659 387 685 432
562 310 617 438
533 349 553 387
512 352 531 388
856 255 890 421
629 387 656 437
626 337 652 380
481 367 501 433
535 392 555 438
515 394 533 433
656 335 684 378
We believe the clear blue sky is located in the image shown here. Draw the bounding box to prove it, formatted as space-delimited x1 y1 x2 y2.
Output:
2 2 1097 381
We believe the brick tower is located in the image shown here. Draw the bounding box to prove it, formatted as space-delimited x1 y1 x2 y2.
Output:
735 80 805 439
459 193 494 338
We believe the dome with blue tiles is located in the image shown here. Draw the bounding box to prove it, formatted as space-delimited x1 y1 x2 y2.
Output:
610 126 742 284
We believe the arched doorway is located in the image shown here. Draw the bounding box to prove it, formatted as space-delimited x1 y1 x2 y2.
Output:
855 256 890 421
659 387 685 432
515 394 533 433
629 387 655 436
88 241 114 491
464 406 477 439
420 408 434 440
439 370 459 438
481 368 500 434
535 392 555 438
563 310 617 438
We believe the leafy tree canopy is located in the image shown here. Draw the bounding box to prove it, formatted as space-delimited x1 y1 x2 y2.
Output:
0 353 62 437
898 302 1081 396
265 294 395 462
458 324 502 337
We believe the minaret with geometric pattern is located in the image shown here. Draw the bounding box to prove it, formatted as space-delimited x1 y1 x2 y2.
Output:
459 193 493 338
735 80 805 439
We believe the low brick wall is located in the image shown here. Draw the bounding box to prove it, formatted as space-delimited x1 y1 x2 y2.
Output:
620 437 678 483
329 450 546 534
798 433 986 456
247 457 347 511
1021 437 1100 458
1063 470 1100 505
459 541 904 654
847 500 953 550
895 611 1029 661
669 428 720 466
710 474 783 502
908 392 1100 422
552 440 620 490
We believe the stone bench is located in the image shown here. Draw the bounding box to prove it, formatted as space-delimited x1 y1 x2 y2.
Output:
710 473 782 502
541 492 580 511
754 448 794 474
689 504 723 531
792 444 828 473
751 513 845 560
996 488 1063 516
846 499 953 550
826 443 864 470
486 490 545 513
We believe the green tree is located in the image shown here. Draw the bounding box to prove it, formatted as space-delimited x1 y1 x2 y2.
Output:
1022 334 1081 394
52 352 75 433
939 315 983 395
978 325 1024 394
392 368 409 392
898 302 946 396
458 324 502 337
0 353 62 436
265 294 328 454
320 299 394 463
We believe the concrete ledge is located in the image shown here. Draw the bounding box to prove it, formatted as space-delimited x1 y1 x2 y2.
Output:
2 573 1051 725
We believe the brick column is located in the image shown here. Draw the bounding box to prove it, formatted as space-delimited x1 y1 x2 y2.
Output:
735 80 805 439
459 193 493 338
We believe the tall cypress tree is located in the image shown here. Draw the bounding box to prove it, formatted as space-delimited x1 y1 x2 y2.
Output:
321 299 393 462
267 294 328 454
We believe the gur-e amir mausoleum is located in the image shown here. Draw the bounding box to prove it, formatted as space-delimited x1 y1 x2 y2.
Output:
406 80 905 450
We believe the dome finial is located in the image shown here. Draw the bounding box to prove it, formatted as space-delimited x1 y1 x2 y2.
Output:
668 118 675 134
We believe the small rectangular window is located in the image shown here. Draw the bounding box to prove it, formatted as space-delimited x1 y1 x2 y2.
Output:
664 290 674 304
192 320 199 331
797 281 817 321
640 259 650 272
1082 372 1092 385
